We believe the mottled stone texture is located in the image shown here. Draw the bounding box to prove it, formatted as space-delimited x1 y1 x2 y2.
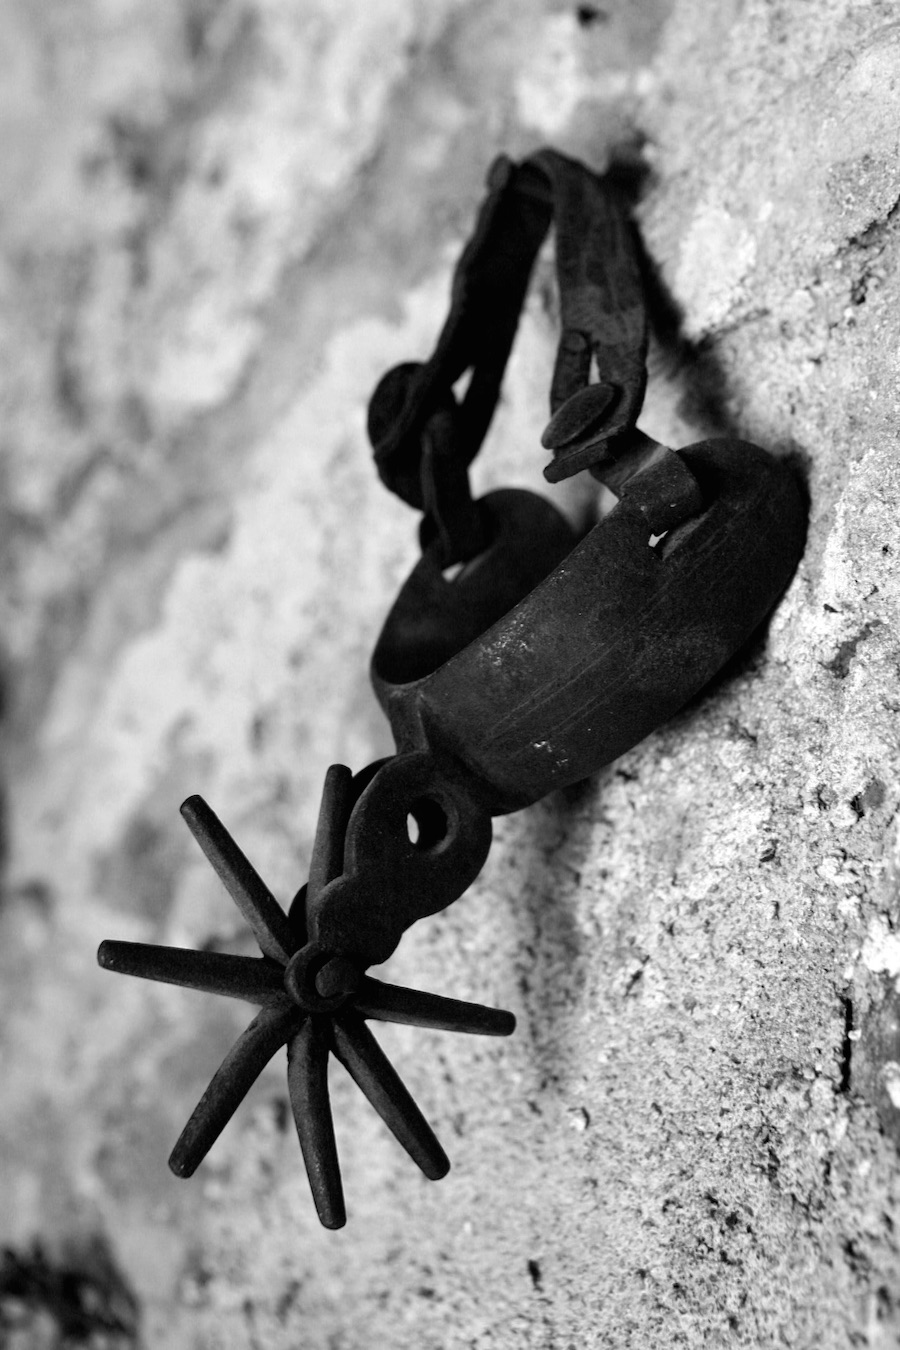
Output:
2 1 899 1346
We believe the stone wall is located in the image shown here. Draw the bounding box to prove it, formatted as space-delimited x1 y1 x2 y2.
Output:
2 1 899 1346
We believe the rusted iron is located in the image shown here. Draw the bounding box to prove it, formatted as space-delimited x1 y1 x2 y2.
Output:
98 149 807 1227
99 782 512 1231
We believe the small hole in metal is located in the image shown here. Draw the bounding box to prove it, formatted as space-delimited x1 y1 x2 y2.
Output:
406 797 449 851
453 368 474 402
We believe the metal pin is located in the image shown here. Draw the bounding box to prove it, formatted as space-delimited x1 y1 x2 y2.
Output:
180 795 295 964
331 1012 450 1180
169 1000 299 1178
288 1018 345 1229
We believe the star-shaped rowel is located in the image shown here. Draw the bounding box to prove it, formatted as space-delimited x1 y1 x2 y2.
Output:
97 763 515 1229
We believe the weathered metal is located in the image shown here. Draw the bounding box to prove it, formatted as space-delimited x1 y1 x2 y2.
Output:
98 783 512 1231
97 149 807 1227
373 436 805 814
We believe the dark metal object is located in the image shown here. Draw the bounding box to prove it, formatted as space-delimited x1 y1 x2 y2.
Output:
98 149 807 1227
98 785 513 1229
373 434 804 813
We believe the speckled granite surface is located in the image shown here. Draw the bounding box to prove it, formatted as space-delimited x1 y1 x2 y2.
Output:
2 2 900 1346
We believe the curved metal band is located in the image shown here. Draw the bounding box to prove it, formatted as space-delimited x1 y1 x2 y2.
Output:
368 149 648 507
373 438 807 814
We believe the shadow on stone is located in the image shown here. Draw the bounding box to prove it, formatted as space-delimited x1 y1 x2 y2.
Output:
0 1235 140 1347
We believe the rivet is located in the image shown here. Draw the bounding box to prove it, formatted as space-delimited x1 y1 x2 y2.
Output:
541 383 619 451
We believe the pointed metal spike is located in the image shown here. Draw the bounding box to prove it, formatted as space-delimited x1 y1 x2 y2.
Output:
287 1020 345 1229
180 796 295 964
97 941 286 1005
307 765 354 902
168 999 300 1178
353 976 516 1037
331 1012 449 1180
287 882 308 946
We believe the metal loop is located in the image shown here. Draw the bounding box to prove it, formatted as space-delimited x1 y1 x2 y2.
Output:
368 155 553 508
369 151 650 514
366 362 429 508
418 407 489 565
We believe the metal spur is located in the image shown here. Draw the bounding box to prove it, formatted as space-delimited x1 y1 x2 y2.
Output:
98 148 807 1228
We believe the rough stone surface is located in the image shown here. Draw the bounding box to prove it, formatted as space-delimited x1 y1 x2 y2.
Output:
2 1 900 1346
